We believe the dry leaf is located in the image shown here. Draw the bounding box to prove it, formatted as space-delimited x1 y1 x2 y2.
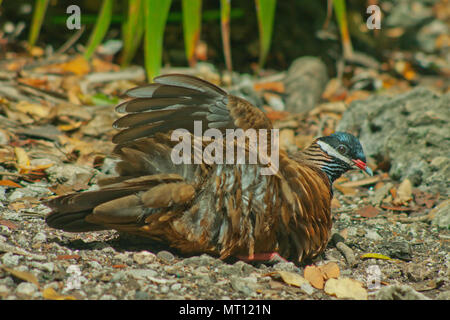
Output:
59 55 90 76
14 147 30 171
331 198 341 209
304 265 324 289
1 266 39 287
275 271 309 287
324 278 367 300
253 81 285 93
42 287 76 300
318 262 340 280
357 205 380 218
15 101 51 120
339 176 380 188
0 180 22 188
334 183 357 195
393 179 413 205
0 219 19 229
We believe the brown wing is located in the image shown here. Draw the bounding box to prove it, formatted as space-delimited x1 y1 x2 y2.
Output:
112 74 272 145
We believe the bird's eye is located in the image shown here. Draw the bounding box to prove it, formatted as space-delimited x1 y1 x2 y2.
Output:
337 145 347 154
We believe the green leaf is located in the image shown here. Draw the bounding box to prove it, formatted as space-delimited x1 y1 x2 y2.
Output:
84 0 113 60
182 0 202 66
144 0 172 81
91 93 119 106
255 0 276 69
220 0 232 71
333 0 353 59
28 0 49 47
121 0 145 67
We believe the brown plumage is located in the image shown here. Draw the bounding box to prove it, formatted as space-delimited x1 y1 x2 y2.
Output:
46 74 371 263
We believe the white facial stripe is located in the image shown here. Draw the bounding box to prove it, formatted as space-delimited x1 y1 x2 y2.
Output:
317 140 354 166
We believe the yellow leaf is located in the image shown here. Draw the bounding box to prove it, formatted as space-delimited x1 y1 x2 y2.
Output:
42 287 76 300
318 262 340 280
59 55 90 76
361 253 391 260
304 265 325 289
1 266 39 287
276 271 309 287
15 101 51 119
14 147 30 171
324 278 367 300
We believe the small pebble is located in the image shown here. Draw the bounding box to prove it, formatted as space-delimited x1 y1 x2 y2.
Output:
135 291 150 300
99 294 117 300
160 285 169 294
15 282 38 297
32 232 47 243
157 250 175 263
171 283 182 291
133 251 156 265
1 253 20 267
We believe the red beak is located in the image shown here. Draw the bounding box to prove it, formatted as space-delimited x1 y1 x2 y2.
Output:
352 159 373 176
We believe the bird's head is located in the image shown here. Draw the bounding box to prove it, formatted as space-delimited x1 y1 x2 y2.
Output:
315 132 373 182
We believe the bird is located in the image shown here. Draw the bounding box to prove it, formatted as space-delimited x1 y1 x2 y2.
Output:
45 74 372 264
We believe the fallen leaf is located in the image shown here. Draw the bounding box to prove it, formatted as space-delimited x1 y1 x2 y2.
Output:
1 266 39 287
324 278 367 300
381 204 415 212
42 287 76 300
58 55 90 76
331 198 341 209
357 205 380 218
253 81 285 93
112 264 127 269
338 176 380 188
0 180 22 188
14 147 30 171
56 254 81 260
318 262 340 280
361 253 391 260
15 101 51 120
334 183 357 195
393 179 412 205
273 271 310 287
304 265 324 289
0 219 19 229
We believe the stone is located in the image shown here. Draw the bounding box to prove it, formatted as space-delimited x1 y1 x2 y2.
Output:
284 56 328 113
430 200 450 229
365 229 382 241
1 253 20 267
15 282 38 297
133 251 156 265
375 284 431 300
157 250 175 263
337 88 450 193
126 269 158 280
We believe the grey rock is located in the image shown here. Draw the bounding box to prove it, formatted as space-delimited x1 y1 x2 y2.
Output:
417 20 448 53
1 253 21 267
273 262 301 273
133 251 156 265
431 200 450 229
32 232 47 243
384 241 412 261
369 182 393 205
46 163 94 186
157 250 175 263
337 88 450 193
135 290 150 300
230 276 255 296
284 56 328 113
126 269 158 280
15 282 38 297
436 291 450 300
99 294 117 300
375 284 431 300
171 283 182 291
365 229 383 241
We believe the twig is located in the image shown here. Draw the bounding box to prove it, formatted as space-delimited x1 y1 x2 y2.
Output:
54 25 86 56
331 233 357 267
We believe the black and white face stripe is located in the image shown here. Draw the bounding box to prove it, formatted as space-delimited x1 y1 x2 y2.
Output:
316 140 354 167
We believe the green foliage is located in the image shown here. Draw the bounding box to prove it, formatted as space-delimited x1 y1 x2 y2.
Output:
143 0 172 81
28 0 49 48
255 0 277 69
24 0 353 80
83 0 113 60
333 0 353 59
121 0 145 67
182 0 202 67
